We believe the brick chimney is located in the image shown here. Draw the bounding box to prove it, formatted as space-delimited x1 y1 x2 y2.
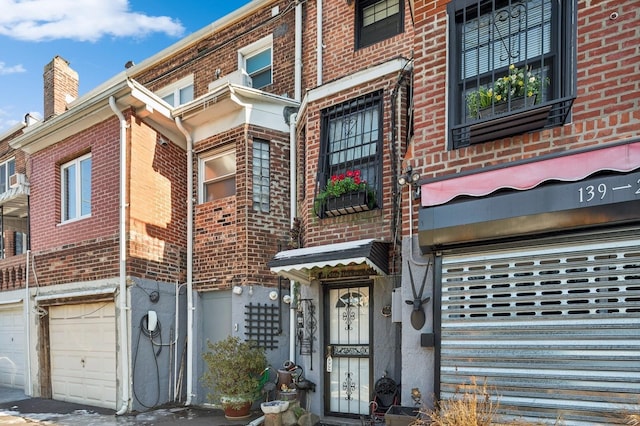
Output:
43 56 79 120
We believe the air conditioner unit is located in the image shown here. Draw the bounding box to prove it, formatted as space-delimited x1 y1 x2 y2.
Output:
9 173 26 188
207 70 253 92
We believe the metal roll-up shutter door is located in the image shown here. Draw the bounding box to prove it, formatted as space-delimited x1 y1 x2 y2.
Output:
440 229 640 425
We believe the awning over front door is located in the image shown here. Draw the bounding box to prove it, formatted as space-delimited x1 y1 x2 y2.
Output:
268 239 389 284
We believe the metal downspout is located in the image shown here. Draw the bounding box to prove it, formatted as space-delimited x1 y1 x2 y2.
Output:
316 0 323 86
109 95 131 415
24 250 31 395
175 117 194 405
295 0 303 101
289 113 297 362
289 0 303 364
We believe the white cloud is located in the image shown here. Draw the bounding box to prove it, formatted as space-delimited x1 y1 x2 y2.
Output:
0 107 20 132
0 61 25 74
0 0 185 42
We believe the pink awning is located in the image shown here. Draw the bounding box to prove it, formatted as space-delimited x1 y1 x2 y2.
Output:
421 142 640 207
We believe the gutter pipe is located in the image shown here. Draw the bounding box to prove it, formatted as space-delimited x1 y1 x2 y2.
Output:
288 0 303 364
295 1 303 101
109 95 131 416
288 113 297 362
24 250 31 395
175 117 195 405
316 0 323 86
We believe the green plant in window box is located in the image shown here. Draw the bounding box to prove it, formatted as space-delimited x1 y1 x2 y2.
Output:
467 64 548 119
314 169 376 215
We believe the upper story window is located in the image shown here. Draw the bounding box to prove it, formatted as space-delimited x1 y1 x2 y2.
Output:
316 91 382 218
157 75 194 107
61 153 91 222
448 0 576 148
252 139 270 213
239 35 273 89
200 148 236 203
356 0 404 49
0 158 15 193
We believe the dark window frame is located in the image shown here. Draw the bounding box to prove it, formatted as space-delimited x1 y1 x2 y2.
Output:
356 0 404 49
447 0 576 149
316 91 383 217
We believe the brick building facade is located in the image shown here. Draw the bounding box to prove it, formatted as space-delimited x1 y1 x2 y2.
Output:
1 0 638 423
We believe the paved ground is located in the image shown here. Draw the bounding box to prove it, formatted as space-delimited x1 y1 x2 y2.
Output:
0 387 263 425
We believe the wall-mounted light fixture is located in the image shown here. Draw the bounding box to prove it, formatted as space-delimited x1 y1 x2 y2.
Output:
399 166 421 199
398 166 420 186
232 286 243 295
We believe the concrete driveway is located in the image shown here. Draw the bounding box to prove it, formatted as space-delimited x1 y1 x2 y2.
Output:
0 387 263 425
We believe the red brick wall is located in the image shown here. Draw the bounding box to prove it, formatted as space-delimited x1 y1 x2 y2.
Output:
29 117 121 252
302 0 414 88
297 75 411 275
127 116 188 283
407 0 640 234
193 125 291 291
410 0 640 179
133 0 295 100
28 112 188 286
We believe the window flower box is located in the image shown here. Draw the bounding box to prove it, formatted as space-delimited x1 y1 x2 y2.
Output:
315 169 376 218
324 190 372 218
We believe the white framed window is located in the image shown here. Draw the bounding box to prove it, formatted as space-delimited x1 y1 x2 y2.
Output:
61 153 92 222
200 149 236 203
157 75 194 107
239 35 273 89
0 158 16 193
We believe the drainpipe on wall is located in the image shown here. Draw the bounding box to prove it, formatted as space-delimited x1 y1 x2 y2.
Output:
24 250 31 395
295 0 302 101
288 0 303 364
175 117 195 405
316 0 323 86
109 95 131 416
289 113 297 362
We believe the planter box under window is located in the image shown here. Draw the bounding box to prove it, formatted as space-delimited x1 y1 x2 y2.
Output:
451 96 575 149
320 191 373 218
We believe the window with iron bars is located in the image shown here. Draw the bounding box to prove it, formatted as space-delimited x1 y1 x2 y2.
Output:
316 91 382 217
448 0 576 149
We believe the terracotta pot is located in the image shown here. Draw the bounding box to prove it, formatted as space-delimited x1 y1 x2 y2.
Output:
222 400 252 420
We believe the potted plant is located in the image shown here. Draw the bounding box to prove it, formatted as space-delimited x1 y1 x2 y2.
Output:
467 64 547 119
202 336 268 419
315 169 376 217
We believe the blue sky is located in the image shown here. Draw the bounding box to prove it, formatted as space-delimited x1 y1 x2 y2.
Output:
0 0 253 134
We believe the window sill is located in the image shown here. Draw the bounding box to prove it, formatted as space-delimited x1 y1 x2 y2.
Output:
451 96 575 149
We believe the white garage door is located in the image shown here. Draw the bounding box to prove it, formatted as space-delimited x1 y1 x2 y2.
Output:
440 229 640 425
0 303 25 389
49 302 117 409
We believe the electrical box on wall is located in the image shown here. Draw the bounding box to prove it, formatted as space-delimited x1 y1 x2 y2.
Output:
391 288 402 323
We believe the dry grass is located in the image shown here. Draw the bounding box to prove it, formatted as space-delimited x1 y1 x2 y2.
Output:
411 377 550 426
625 412 640 425
421 378 498 426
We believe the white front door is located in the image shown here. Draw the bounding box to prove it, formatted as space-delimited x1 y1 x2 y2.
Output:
325 284 371 416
